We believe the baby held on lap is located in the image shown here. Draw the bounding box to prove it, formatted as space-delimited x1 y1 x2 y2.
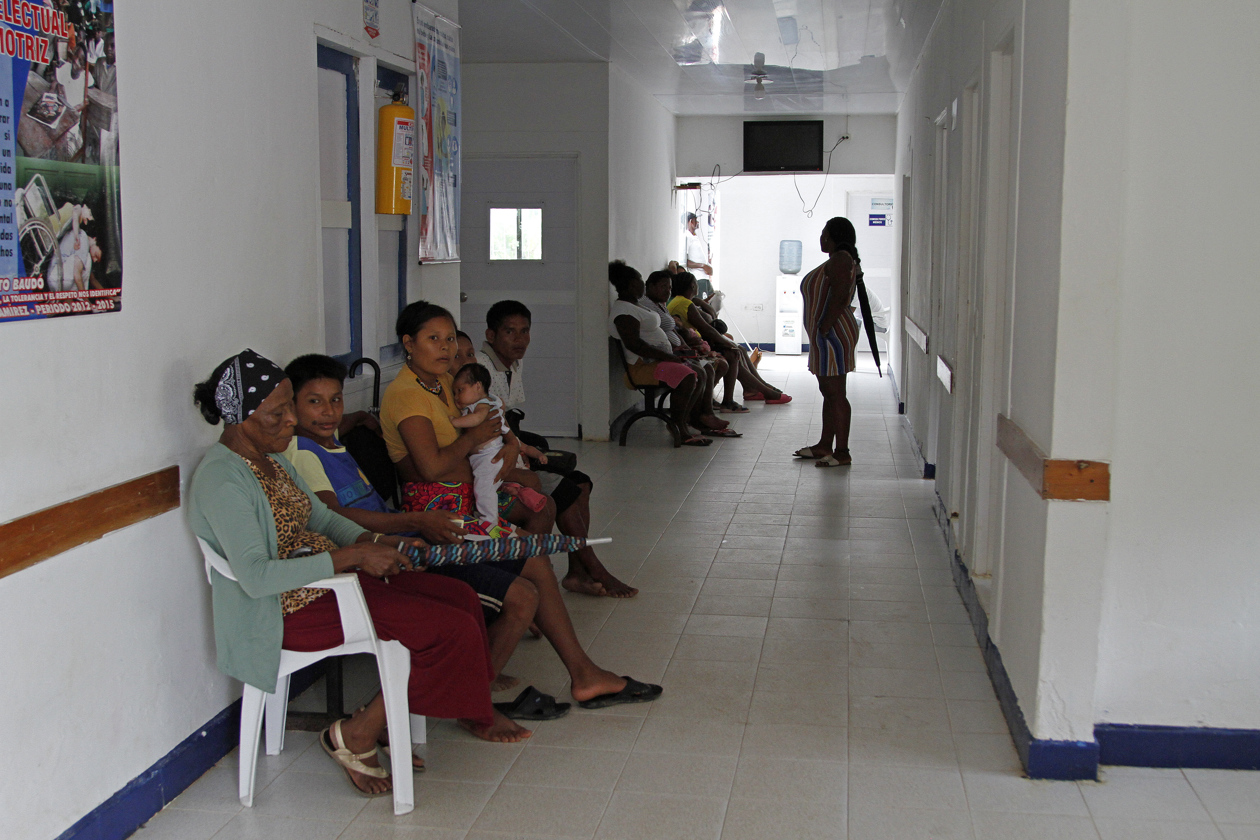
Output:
450 362 548 535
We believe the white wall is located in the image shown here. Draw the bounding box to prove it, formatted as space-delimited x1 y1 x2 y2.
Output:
462 63 610 439
705 175 893 346
0 1 453 836
897 0 1260 747
676 114 896 179
1082 0 1260 730
894 0 1088 741
608 66 678 421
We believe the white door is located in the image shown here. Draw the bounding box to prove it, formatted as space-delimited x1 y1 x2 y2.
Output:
847 191 896 351
460 157 579 437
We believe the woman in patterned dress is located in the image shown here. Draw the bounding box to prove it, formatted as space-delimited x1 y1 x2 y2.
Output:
189 351 530 800
796 217 862 466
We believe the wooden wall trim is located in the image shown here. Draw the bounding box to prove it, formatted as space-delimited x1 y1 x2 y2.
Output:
996 415 1110 502
0 466 181 581
904 316 929 353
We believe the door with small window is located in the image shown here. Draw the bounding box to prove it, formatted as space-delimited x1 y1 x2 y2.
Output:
460 157 578 437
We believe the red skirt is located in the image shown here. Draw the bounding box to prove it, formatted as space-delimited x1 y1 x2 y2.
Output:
283 570 495 726
400 480 512 536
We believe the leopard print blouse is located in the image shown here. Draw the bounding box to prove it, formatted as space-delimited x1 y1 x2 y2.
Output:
245 458 339 616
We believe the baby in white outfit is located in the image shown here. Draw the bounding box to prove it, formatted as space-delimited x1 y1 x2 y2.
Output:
451 363 547 534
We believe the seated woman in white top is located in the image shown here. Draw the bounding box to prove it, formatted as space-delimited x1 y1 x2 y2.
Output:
608 260 711 447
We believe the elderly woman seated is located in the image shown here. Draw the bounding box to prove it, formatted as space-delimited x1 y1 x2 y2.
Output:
188 350 530 800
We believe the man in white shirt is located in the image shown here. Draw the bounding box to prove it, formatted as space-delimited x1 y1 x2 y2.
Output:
684 213 716 298
477 300 638 599
474 300 529 412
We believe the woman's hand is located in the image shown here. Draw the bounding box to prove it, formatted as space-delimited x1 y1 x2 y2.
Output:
329 542 409 578
493 438 521 483
405 510 467 545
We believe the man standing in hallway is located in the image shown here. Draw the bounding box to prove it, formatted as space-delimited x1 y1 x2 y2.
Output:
684 212 716 298
476 300 639 599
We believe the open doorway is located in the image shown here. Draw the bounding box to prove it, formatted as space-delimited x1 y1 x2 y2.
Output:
675 174 895 361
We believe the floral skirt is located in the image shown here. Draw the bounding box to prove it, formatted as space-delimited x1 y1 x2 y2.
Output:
400 480 513 537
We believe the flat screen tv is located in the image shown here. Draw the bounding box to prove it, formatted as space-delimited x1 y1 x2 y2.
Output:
743 120 824 172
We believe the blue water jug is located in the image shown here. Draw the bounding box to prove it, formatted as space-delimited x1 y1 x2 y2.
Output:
779 240 803 274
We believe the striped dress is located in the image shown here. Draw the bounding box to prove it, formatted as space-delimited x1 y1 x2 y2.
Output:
800 260 860 376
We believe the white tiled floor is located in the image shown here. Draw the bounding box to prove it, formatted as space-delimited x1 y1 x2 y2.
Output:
141 354 1260 840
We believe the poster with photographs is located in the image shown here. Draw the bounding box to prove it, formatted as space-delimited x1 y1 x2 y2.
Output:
413 7 459 262
0 1 121 324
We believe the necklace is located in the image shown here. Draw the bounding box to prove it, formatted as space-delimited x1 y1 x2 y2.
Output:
407 360 443 395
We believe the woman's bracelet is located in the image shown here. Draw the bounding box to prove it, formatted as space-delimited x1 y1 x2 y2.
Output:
371 533 383 544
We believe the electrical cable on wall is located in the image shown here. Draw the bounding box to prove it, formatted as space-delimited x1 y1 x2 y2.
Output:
793 125 849 218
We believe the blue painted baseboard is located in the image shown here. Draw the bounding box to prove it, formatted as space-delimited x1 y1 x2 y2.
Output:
935 493 1099 780
1096 724 1260 770
56 663 326 840
55 700 242 840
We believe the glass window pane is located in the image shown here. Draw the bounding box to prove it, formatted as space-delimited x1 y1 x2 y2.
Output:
322 228 352 356
520 208 542 259
317 68 348 202
490 208 520 260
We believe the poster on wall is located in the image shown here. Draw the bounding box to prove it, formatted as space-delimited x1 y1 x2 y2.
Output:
413 6 459 263
0 2 121 324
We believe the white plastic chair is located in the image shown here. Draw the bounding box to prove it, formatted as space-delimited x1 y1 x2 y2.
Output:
196 537 422 816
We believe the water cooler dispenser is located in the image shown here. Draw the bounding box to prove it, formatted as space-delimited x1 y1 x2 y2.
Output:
775 240 803 355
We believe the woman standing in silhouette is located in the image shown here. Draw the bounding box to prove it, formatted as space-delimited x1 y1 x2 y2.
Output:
796 217 862 466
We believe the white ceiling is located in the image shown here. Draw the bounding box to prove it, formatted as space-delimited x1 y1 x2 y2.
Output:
459 0 942 115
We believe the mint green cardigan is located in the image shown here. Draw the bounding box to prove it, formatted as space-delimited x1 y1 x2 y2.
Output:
188 443 367 692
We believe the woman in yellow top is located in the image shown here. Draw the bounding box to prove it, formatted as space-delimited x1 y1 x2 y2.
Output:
668 272 791 411
380 301 664 713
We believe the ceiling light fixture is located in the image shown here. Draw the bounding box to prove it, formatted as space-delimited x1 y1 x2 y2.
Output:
746 51 774 99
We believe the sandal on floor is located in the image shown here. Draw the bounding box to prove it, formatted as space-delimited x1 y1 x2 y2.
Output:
577 677 663 710
493 685 572 721
682 435 713 446
701 427 742 438
321 720 391 798
718 402 750 414
815 451 853 467
764 393 793 405
742 391 765 400
793 447 824 459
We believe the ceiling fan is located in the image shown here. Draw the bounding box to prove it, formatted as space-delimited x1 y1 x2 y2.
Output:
745 51 774 99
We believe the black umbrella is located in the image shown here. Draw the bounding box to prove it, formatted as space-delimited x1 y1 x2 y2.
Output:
854 273 883 377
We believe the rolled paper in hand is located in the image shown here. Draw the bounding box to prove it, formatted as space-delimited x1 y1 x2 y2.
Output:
420 533 604 568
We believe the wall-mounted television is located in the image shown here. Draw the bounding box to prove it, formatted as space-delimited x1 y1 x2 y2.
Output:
743 120 824 172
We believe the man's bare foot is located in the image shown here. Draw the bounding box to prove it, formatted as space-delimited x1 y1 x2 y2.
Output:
569 669 629 704
578 558 639 599
459 710 532 743
589 567 638 598
562 573 608 597
491 672 520 692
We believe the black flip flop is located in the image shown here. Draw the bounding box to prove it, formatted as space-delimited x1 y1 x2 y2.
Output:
701 427 742 438
493 685 571 721
576 677 663 710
